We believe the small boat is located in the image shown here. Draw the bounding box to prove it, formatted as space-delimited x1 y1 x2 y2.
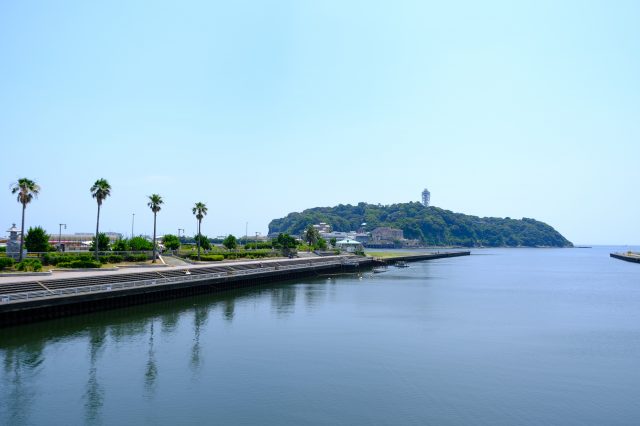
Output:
372 266 388 273
395 261 409 268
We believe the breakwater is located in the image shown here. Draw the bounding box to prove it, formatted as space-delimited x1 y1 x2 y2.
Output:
0 252 469 326
371 250 471 265
610 252 640 264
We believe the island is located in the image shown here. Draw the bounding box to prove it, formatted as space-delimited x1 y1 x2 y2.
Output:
269 202 573 248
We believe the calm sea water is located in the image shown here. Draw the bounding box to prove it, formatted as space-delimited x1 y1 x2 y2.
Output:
2 247 640 425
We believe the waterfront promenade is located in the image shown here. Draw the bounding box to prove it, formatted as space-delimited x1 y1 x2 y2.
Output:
0 251 469 326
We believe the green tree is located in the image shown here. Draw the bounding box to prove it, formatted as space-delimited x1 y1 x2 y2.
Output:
11 178 40 260
329 237 337 248
112 238 129 251
223 234 238 250
304 225 320 251
192 202 208 260
162 234 180 250
90 233 110 251
194 234 211 250
316 237 327 250
129 236 154 251
90 178 111 259
274 233 298 256
147 194 163 263
24 226 52 252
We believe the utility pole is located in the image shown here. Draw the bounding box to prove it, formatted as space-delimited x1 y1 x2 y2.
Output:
245 222 248 247
58 223 66 251
131 213 135 238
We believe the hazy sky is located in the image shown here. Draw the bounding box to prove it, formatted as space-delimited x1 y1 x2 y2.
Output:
1 0 638 244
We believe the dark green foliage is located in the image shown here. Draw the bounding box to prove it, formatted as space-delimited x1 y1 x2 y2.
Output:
57 259 102 268
0 246 6 252
101 254 123 263
189 254 224 261
16 258 42 272
223 235 238 250
44 253 99 266
24 226 52 252
0 257 15 270
124 253 149 262
129 236 153 251
269 202 573 248
162 234 180 250
90 233 110 251
194 234 211 250
272 233 298 249
244 241 273 249
329 238 337 248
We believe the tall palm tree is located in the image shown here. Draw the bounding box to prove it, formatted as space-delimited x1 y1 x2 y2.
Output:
147 194 163 263
11 178 40 261
90 179 111 260
192 202 208 261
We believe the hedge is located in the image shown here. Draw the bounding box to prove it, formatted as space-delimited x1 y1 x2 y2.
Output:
56 259 102 268
16 259 43 272
124 253 149 262
0 257 15 270
189 254 224 261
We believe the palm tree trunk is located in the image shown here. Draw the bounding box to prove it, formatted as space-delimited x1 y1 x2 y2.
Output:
19 203 26 261
95 203 101 260
152 212 157 263
197 219 201 261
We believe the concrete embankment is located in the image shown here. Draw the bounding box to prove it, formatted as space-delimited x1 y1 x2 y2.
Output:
371 251 471 265
0 251 468 326
610 252 640 264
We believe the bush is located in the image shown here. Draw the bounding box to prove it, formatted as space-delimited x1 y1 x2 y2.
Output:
189 254 224 261
24 226 53 252
0 257 15 270
129 237 154 251
43 253 95 266
56 259 102 268
16 259 43 272
124 253 148 262
101 254 123 264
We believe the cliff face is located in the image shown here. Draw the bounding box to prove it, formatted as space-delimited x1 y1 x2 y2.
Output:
269 202 573 248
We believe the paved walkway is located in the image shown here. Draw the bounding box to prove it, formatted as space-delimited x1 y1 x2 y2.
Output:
0 255 323 285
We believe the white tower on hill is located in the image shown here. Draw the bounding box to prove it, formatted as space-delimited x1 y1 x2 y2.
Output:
421 188 431 207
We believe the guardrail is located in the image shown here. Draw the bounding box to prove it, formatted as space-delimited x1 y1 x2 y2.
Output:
0 260 343 305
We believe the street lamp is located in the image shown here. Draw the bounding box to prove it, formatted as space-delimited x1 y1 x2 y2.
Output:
131 213 135 238
58 223 67 251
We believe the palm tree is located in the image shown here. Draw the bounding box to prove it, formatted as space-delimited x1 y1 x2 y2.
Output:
90 179 111 260
11 178 40 261
147 194 163 263
192 202 208 261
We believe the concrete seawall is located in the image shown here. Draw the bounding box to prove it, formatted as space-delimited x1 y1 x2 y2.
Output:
0 252 468 327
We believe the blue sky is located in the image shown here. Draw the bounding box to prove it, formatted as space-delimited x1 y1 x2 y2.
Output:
1 0 638 244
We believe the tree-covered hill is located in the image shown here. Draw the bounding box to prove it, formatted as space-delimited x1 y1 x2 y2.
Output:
268 202 573 248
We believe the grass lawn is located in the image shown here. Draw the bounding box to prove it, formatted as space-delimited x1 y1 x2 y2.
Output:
366 251 413 258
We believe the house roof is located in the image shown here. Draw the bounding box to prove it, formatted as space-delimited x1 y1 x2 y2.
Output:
336 239 362 245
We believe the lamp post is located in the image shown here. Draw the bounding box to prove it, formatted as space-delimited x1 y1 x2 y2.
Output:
255 232 259 250
131 213 135 238
58 223 66 251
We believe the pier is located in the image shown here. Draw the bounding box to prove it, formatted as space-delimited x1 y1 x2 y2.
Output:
0 251 469 326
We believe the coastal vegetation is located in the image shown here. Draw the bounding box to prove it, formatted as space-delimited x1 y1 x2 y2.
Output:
90 178 111 260
11 178 40 260
147 194 163 263
269 202 573 248
192 202 208 261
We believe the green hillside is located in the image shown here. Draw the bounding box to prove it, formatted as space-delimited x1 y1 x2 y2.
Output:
268 202 573 248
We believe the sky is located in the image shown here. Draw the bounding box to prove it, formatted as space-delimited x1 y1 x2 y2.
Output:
1 0 638 245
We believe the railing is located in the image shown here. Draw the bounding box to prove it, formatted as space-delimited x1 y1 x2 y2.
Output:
0 260 342 305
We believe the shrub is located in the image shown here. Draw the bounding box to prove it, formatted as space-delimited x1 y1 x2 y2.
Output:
124 253 148 262
189 254 224 261
24 226 53 252
0 257 15 270
101 254 123 264
43 253 95 266
56 259 102 268
129 237 154 251
16 259 42 272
